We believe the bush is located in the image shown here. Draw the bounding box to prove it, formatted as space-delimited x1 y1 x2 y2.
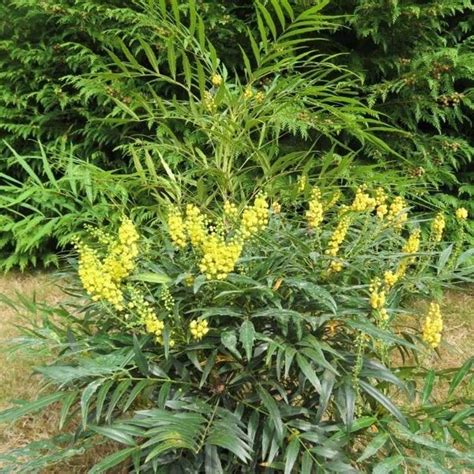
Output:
0 186 472 472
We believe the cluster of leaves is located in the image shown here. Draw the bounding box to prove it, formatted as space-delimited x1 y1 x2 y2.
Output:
1 0 403 270
322 0 474 237
0 188 472 472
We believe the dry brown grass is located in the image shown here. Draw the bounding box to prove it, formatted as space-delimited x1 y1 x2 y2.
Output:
0 274 472 472
0 273 122 473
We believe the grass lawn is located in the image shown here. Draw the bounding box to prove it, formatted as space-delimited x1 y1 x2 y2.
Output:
0 273 472 471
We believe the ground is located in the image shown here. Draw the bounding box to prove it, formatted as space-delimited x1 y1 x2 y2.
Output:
0 273 472 472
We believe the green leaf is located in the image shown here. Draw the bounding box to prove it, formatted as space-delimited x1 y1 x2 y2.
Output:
257 386 283 440
357 433 389 462
133 335 149 376
131 272 172 284
90 425 137 446
81 379 103 429
359 380 407 426
422 369 435 404
200 350 217 388
373 455 404 474
88 446 137 474
240 320 255 360
284 437 300 474
296 354 321 392
448 357 473 397
0 392 65 424
221 330 241 358
59 391 78 430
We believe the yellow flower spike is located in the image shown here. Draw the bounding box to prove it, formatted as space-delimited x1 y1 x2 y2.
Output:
387 196 408 230
325 215 351 258
297 175 307 193
271 200 282 214
243 87 253 99
431 212 445 243
421 302 443 349
374 187 387 206
240 194 269 240
224 201 239 219
199 235 243 280
455 207 468 221
376 204 388 220
369 278 385 310
402 228 421 257
211 73 223 87
306 187 324 229
167 209 187 249
255 90 265 103
185 204 207 247
351 186 376 212
384 270 398 288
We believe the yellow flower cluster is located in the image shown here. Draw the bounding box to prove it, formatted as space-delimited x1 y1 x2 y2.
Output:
103 218 139 281
167 209 187 248
160 285 174 313
384 270 398 289
326 215 351 273
203 91 216 112
211 73 223 86
185 204 207 247
255 91 265 103
240 194 269 239
144 313 165 339
456 207 468 221
374 187 388 220
369 279 386 309
306 187 324 229
431 212 445 242
402 228 421 258
77 218 139 310
224 201 239 219
78 245 125 310
387 196 408 230
297 175 307 192
351 186 376 212
199 235 243 280
243 87 253 99
271 200 281 214
326 215 351 258
189 319 209 340
421 302 443 348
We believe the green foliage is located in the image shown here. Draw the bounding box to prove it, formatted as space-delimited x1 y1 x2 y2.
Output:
0 188 472 471
323 0 474 237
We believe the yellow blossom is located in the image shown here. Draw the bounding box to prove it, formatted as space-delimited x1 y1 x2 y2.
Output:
77 243 124 310
421 302 443 349
455 207 468 220
255 91 265 103
376 204 388 219
431 212 445 242
374 187 387 206
185 204 207 247
167 209 187 249
243 87 253 99
211 73 223 87
384 270 398 288
271 201 281 214
325 215 351 258
402 228 421 256
76 217 139 311
199 235 243 280
240 194 269 239
369 279 386 310
203 91 216 112
328 260 343 273
387 196 408 230
189 319 209 340
224 201 239 219
351 186 376 212
306 187 324 229
297 175 307 193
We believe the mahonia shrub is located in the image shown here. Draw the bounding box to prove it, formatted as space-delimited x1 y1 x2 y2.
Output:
0 184 472 472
